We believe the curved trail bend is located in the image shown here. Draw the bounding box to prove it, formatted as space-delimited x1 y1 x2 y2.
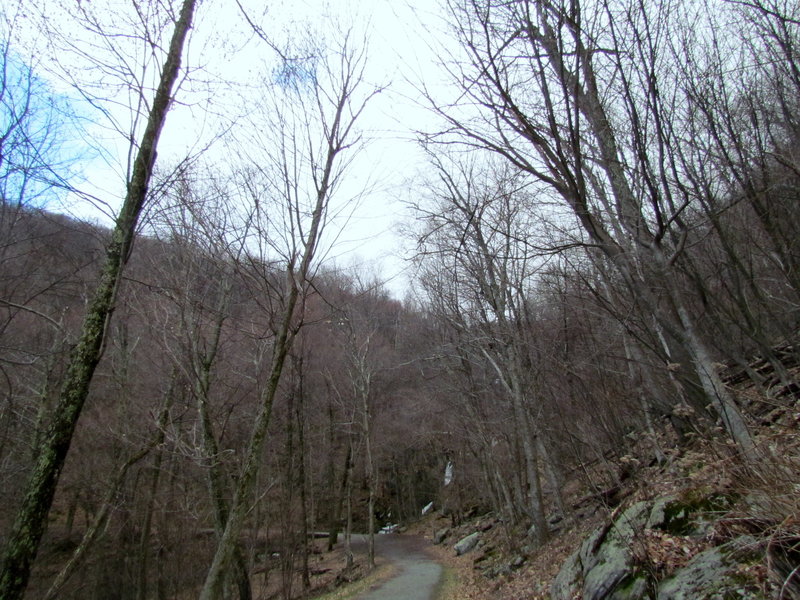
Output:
355 535 443 600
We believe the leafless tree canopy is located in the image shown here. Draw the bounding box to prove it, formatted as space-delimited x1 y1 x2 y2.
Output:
0 0 798 598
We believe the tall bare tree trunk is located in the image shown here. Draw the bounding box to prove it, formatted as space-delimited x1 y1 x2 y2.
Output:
674 302 756 458
135 371 178 600
622 334 667 465
295 356 311 592
328 444 352 552
0 3 197 597
135 426 166 600
193 285 252 600
44 400 170 600
344 434 355 570
482 348 549 542
364 412 376 569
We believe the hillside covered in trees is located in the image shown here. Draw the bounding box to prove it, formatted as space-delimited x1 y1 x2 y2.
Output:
1 0 799 599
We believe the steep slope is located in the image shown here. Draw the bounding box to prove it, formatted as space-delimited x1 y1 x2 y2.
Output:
421 353 799 599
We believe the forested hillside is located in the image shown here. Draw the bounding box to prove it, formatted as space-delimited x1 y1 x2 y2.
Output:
0 203 447 598
1 0 799 599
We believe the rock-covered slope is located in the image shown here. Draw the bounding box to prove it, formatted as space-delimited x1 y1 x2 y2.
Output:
424 391 799 600
551 494 764 599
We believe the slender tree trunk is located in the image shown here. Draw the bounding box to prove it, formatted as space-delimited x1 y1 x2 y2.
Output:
344 435 355 570
159 451 181 600
325 393 339 551
198 45 367 598
328 445 352 552
44 439 158 600
675 302 756 458
362 390 376 568
678 223 796 392
135 440 165 600
602 246 755 457
281 374 297 600
537 436 567 518
295 357 311 592
482 348 549 542
622 336 667 465
0 4 197 597
193 288 252 600
135 372 177 600
520 418 548 542
200 42 369 600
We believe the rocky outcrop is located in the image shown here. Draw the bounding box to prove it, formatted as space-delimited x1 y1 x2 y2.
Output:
551 494 766 600
552 501 651 600
657 537 757 599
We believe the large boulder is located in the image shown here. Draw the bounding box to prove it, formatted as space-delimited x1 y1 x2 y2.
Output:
657 536 764 600
552 493 764 600
454 531 480 556
553 501 651 600
551 548 583 600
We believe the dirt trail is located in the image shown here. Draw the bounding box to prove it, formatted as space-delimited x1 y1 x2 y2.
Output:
354 535 443 600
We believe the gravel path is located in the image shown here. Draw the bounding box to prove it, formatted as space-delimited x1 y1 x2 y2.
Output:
355 535 443 600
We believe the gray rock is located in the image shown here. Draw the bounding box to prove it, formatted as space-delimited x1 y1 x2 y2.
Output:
551 548 583 600
578 526 608 573
657 546 727 599
657 537 761 600
555 501 652 600
433 527 449 545
581 501 654 599
510 555 526 569
608 574 649 600
610 501 651 541
582 542 632 600
552 495 760 600
646 495 679 530
454 531 480 556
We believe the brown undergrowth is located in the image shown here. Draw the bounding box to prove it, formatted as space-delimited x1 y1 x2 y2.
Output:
250 537 394 600
415 391 799 600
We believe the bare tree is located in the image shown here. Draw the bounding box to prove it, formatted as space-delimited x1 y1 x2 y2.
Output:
198 34 379 599
427 0 758 457
0 1 198 596
335 280 384 568
146 178 254 600
669 0 800 391
412 154 562 540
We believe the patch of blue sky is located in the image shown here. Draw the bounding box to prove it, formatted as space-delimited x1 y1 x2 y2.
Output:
0 43 91 209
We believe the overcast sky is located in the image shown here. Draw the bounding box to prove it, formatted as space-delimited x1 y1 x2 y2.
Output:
40 0 455 299
224 0 456 298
